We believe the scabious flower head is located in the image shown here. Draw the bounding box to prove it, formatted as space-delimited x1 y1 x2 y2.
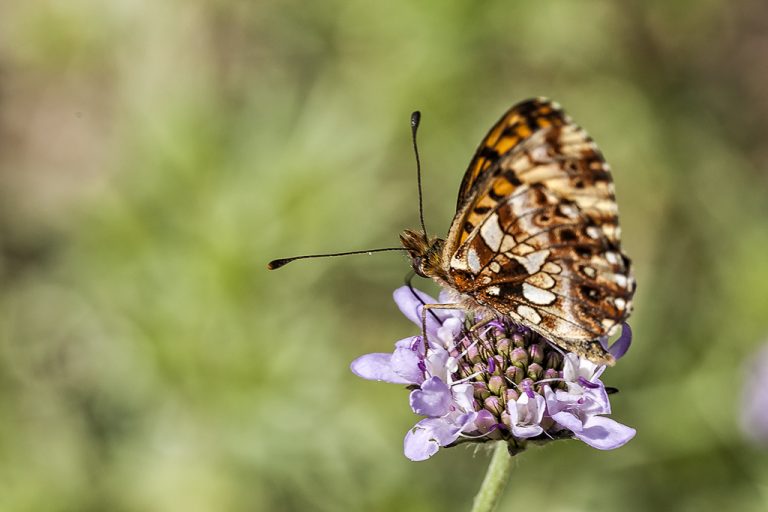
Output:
351 286 636 461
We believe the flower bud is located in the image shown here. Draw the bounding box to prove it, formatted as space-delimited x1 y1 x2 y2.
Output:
527 362 544 381
496 337 511 357
510 347 529 368
466 343 482 364
473 381 491 401
505 365 523 385
529 343 545 364
488 375 506 396
484 395 505 416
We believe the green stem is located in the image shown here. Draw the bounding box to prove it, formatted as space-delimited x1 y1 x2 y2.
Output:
470 441 514 512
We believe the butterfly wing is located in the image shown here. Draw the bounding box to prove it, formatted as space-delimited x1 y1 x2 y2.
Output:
456 98 568 211
444 99 634 363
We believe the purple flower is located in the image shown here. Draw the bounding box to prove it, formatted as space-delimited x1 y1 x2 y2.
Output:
741 344 768 445
508 382 546 438
351 286 636 460
544 385 635 450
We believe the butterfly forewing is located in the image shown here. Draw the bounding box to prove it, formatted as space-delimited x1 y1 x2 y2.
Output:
456 98 568 210
442 98 634 363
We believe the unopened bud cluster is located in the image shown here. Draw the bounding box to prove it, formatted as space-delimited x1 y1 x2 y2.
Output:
452 319 566 434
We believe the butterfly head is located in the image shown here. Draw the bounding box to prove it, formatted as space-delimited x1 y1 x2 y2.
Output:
399 229 445 279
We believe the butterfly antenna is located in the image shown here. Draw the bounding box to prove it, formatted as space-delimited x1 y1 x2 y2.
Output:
411 111 429 242
268 247 406 270
404 271 442 324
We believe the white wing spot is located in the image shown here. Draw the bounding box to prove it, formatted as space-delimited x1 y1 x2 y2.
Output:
542 262 562 274
583 266 596 278
480 213 503 252
486 286 501 296
613 274 628 288
489 261 501 273
530 145 550 162
468 248 481 274
514 249 550 274
517 305 542 324
528 272 555 289
512 243 535 256
522 283 557 305
614 297 626 310
605 252 619 265
450 253 468 271
559 204 579 219
500 235 516 252
586 226 602 239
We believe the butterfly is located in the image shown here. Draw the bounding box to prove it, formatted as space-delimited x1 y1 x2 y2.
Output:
400 97 635 365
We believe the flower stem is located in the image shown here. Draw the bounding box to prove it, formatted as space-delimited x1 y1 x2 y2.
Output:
470 441 514 512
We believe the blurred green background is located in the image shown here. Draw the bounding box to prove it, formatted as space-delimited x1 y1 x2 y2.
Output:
1 0 768 510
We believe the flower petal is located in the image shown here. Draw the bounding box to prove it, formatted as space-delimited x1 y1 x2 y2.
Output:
509 392 546 438
512 423 544 438
404 423 440 461
532 393 546 424
395 336 419 350
545 386 578 411
350 353 411 384
741 344 768 444
436 317 463 350
451 383 475 413
438 289 455 304
391 347 425 384
410 377 452 416
573 415 636 450
430 413 475 444
551 410 584 432
583 386 611 416
393 287 440 333
403 415 471 461
608 323 632 360
392 286 460 337
424 346 450 382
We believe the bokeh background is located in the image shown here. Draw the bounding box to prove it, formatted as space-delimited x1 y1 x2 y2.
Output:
1 1 768 510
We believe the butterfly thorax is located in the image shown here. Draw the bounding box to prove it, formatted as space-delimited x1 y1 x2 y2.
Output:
399 229 448 281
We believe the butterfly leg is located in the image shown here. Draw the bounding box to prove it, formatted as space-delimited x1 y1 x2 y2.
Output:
420 303 464 347
466 316 496 336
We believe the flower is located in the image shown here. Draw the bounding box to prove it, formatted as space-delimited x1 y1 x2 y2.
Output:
351 286 636 460
741 343 768 446
508 382 546 438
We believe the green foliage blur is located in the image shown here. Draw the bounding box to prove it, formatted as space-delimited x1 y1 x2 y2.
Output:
1 1 767 510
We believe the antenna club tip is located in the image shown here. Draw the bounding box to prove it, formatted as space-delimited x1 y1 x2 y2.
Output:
410 111 421 127
267 259 288 270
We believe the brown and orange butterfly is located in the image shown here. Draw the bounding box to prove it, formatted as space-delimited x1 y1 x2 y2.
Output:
271 98 635 365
